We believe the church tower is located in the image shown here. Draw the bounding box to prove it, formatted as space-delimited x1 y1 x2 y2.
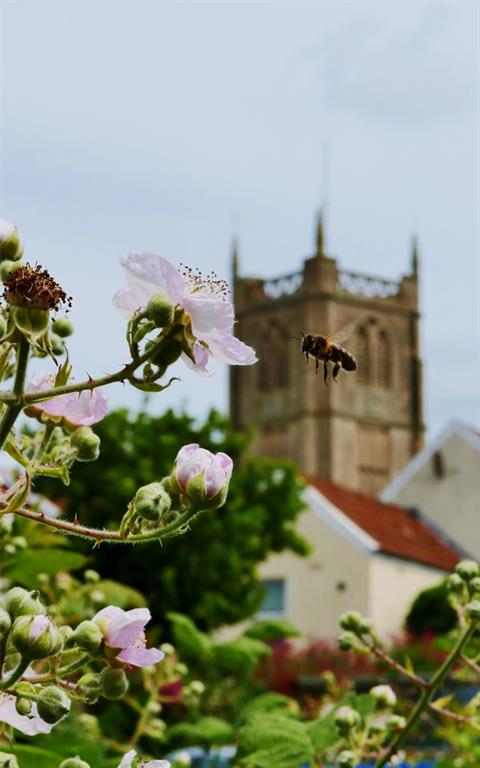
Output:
229 217 424 495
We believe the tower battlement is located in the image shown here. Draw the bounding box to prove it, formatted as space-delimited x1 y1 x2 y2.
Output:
230 220 424 495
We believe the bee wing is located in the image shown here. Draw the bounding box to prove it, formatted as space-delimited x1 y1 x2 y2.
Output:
326 323 354 346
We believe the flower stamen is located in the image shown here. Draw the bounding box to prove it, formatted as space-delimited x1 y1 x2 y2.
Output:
3 263 72 312
179 264 229 300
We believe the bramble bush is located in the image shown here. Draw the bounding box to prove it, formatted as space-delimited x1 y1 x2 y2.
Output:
0 219 478 768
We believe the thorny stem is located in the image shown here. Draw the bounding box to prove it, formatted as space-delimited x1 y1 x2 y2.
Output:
0 500 198 545
0 336 30 451
375 621 479 768
372 646 427 688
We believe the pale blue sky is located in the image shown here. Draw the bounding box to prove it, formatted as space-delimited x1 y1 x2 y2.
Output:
0 1 478 435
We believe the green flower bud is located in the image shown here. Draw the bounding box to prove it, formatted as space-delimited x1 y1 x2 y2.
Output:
36 685 70 724
5 587 45 618
3 544 16 557
0 608 11 638
447 573 465 594
370 684 397 708
70 620 102 653
100 667 129 700
15 696 32 716
387 715 406 730
334 705 361 733
470 577 480 595
358 617 375 635
146 700 162 715
339 610 364 633
0 516 13 537
60 626 74 643
337 751 356 768
11 306 49 338
49 333 65 356
0 260 23 281
77 713 100 736
51 317 74 338
456 560 480 582
0 752 19 768
71 427 100 462
146 717 166 738
11 536 27 550
84 569 100 583
134 482 172 523
0 221 23 262
189 680 205 695
11 615 63 659
465 600 480 621
145 293 175 328
160 642 175 656
77 673 101 704
14 681 35 697
59 758 91 768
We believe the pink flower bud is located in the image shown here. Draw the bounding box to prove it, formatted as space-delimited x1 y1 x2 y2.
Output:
174 444 233 501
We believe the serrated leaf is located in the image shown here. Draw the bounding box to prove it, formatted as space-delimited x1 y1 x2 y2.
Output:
245 618 301 642
238 692 299 725
214 636 270 674
168 612 213 659
239 714 314 768
167 716 234 747
5 548 88 587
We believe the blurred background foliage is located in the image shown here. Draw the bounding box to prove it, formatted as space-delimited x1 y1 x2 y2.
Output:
34 406 309 632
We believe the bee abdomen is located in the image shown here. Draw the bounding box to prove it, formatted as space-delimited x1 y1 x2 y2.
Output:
341 351 357 371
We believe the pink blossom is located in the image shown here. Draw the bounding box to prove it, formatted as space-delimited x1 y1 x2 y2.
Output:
0 692 69 735
93 606 164 669
27 371 108 426
118 750 170 768
113 252 257 375
174 444 233 498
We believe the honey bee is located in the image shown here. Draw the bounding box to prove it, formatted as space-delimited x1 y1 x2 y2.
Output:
300 326 357 384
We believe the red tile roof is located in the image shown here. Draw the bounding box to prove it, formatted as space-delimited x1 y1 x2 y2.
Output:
309 478 460 571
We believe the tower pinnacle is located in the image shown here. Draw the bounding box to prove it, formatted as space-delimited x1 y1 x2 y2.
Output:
410 235 419 278
315 209 325 257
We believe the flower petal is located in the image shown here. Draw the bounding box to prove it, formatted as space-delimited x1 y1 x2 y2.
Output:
116 645 165 668
106 608 151 648
120 252 185 307
181 342 212 377
182 295 234 336
0 693 66 735
112 288 145 318
202 331 257 365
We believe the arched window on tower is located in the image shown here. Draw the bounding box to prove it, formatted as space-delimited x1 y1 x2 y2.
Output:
376 329 391 388
354 326 370 385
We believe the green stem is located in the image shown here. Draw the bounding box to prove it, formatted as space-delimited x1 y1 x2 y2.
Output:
2 499 196 545
23 328 177 406
0 336 30 451
375 621 478 768
0 656 30 691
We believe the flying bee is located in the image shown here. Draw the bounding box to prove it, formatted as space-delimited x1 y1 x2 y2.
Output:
300 325 357 384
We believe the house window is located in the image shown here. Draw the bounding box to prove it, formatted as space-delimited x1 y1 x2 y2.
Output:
259 578 285 616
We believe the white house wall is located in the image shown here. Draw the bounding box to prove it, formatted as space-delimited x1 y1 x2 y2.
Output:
259 506 371 638
382 431 480 559
368 555 447 638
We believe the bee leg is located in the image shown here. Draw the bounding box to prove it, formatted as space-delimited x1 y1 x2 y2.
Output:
315 356 319 375
323 360 329 385
332 362 341 382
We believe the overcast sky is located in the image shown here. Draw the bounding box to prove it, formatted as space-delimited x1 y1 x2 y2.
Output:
0 0 478 438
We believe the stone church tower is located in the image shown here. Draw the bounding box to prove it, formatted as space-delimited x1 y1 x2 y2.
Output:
229 216 424 495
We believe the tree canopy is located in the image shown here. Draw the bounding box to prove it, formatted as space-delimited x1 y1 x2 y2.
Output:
35 407 309 631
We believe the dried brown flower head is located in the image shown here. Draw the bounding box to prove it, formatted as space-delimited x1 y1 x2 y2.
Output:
3 264 72 312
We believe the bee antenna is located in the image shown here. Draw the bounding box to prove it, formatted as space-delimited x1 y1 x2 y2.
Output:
290 335 301 341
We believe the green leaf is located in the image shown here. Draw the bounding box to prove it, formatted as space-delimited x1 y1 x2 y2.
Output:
95 579 146 609
2 745 63 768
214 636 271 674
239 714 314 768
5 548 88 587
167 716 234 747
307 693 376 753
238 692 299 725
167 612 213 659
245 618 301 643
